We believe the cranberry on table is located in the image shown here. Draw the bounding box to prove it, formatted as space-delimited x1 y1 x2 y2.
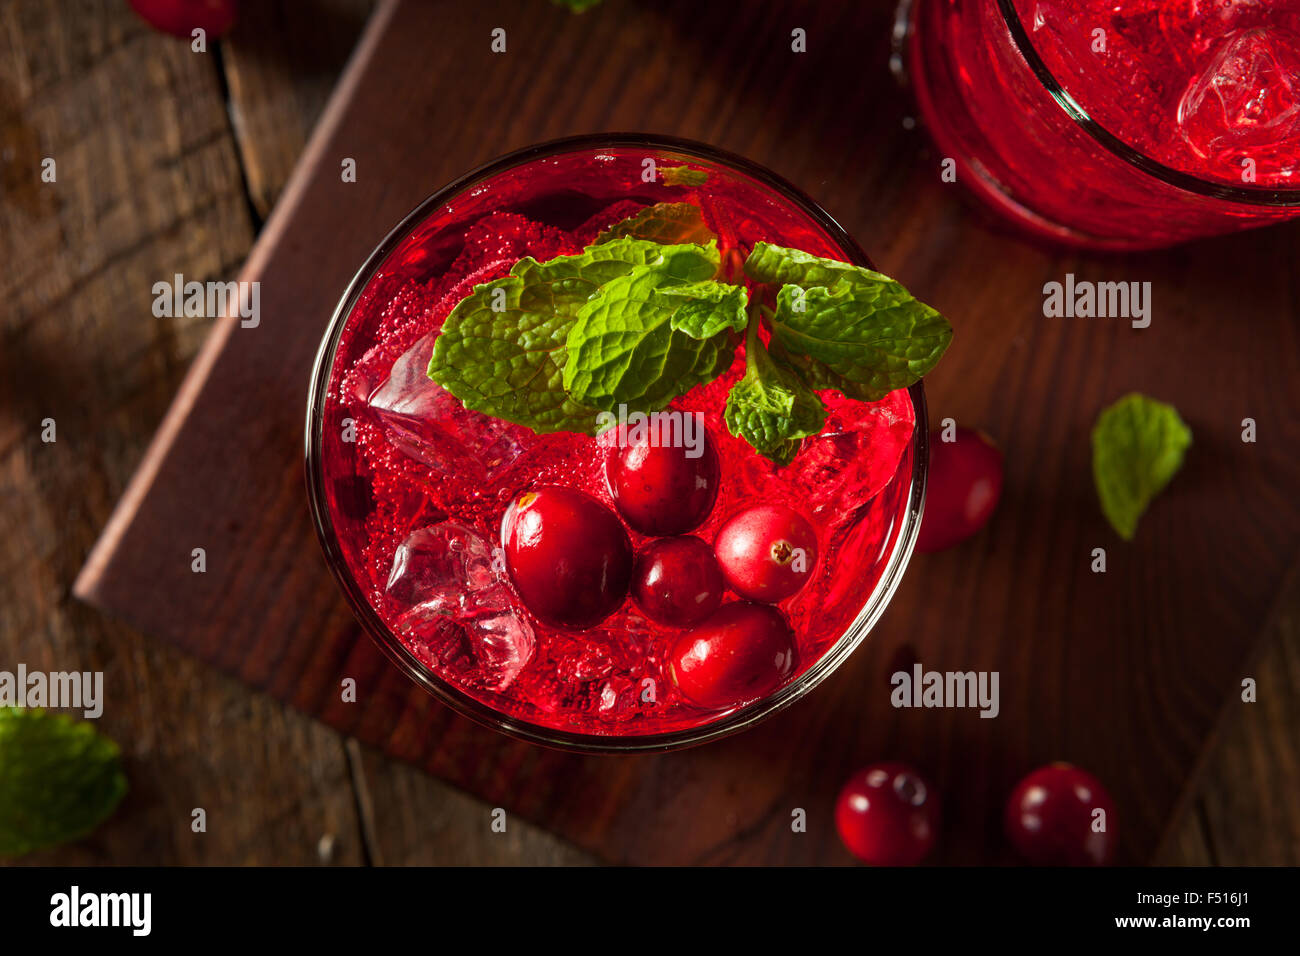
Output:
604 415 720 535
714 503 817 603
128 0 239 38
669 602 797 710
835 762 940 866
631 536 724 627
500 486 632 630
1005 763 1116 866
916 426 1003 552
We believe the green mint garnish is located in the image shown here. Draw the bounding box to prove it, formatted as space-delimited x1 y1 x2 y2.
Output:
594 201 716 246
749 243 953 402
724 315 827 466
0 709 127 857
564 242 744 411
427 218 952 463
427 237 675 434
1092 393 1192 540
767 282 953 402
550 0 603 11
660 165 709 187
745 240 882 288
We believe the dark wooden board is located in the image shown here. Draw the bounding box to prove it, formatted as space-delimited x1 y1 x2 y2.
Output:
73 0 1300 864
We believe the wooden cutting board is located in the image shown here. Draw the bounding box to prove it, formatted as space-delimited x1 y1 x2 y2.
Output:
74 0 1300 864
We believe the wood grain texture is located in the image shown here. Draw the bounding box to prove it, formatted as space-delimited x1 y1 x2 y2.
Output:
0 0 363 865
14 0 1300 865
220 0 377 221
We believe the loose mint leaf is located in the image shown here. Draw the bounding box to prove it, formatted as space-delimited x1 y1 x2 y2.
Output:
428 237 672 434
725 323 826 466
1092 393 1192 540
658 281 747 339
660 165 709 186
564 242 741 411
744 241 891 289
767 282 952 401
550 0 603 11
595 202 716 246
0 709 127 857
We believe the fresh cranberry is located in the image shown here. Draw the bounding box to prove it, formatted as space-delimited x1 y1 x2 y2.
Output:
916 426 1003 552
604 414 720 535
500 486 632 630
631 536 724 627
714 504 817 603
128 0 239 38
669 602 797 709
1005 763 1116 866
835 762 940 866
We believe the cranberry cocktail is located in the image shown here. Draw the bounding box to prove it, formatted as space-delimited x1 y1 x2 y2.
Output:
308 137 949 748
903 0 1300 247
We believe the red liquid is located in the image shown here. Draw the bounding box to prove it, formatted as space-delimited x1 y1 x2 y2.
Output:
907 0 1300 248
318 147 916 738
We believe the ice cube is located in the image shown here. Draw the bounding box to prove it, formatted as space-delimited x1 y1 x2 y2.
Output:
786 392 914 527
397 595 535 692
367 331 531 482
385 522 534 691
1177 27 1300 162
384 520 496 609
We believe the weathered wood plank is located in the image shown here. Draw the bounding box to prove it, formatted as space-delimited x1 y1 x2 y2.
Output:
0 0 361 865
221 0 378 221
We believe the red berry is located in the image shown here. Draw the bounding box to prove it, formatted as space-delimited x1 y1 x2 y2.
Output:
500 486 632 630
714 504 817 603
1005 763 1116 866
835 762 940 866
128 0 239 38
631 536 724 627
916 427 1003 552
605 414 720 535
669 602 797 709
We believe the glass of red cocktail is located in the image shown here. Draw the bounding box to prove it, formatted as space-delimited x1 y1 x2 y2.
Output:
899 0 1300 248
306 135 937 752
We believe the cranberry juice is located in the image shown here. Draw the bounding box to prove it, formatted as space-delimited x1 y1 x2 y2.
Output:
316 145 917 739
906 0 1300 248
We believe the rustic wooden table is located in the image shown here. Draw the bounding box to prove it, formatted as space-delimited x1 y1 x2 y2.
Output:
2 0 1297 866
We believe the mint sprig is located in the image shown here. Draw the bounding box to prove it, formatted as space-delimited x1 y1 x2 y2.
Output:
427 237 675 434
1092 393 1192 540
594 201 716 246
725 315 827 466
660 165 709 187
426 212 952 463
563 242 744 411
0 709 127 857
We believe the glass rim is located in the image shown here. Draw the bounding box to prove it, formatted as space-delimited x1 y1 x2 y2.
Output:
996 0 1300 206
304 132 930 754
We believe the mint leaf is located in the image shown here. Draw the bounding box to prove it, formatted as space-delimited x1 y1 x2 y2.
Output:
1092 393 1192 540
660 165 709 187
725 322 826 466
595 202 716 246
428 237 673 434
658 281 748 339
550 0 603 11
564 242 742 411
0 709 127 857
768 282 952 401
745 243 953 401
745 241 888 289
